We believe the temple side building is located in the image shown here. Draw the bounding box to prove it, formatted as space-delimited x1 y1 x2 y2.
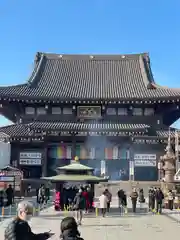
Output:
0 52 180 181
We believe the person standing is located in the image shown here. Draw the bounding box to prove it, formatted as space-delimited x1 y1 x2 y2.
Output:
73 189 85 225
27 184 31 197
167 190 174 210
0 190 4 207
130 188 138 213
117 189 124 208
104 189 112 212
148 187 155 211
45 186 50 204
38 184 46 208
82 188 89 213
139 188 145 209
6 184 14 207
155 188 164 214
99 191 108 217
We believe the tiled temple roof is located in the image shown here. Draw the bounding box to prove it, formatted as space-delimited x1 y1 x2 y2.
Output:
156 130 176 137
30 121 149 131
0 52 180 100
0 121 176 140
0 124 32 137
0 122 149 137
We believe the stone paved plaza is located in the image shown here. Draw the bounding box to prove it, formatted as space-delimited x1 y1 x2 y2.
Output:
0 204 180 239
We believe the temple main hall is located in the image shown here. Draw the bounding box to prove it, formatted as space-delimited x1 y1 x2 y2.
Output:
0 52 180 181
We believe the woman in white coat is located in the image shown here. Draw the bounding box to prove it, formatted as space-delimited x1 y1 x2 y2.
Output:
99 192 108 217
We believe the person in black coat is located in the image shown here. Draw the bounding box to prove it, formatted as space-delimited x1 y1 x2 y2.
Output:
60 217 84 240
155 188 164 214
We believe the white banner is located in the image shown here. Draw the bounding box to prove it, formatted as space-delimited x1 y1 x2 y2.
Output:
101 160 106 175
19 159 42 166
20 152 42 159
134 159 156 167
89 148 95 159
134 154 156 160
129 161 134 175
66 146 72 159
113 146 118 159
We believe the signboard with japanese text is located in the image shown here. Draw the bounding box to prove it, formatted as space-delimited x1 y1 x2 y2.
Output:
77 106 101 119
19 151 42 166
134 159 156 167
19 159 42 166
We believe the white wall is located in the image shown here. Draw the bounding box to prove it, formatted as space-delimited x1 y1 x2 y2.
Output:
0 141 11 169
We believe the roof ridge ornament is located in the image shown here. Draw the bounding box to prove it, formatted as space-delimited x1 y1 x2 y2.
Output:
35 52 41 65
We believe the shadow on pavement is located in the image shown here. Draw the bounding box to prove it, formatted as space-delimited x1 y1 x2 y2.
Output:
36 207 150 220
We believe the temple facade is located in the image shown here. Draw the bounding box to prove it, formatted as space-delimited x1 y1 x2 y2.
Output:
0 52 179 181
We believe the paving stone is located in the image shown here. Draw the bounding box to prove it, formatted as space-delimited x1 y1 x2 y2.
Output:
0 205 180 239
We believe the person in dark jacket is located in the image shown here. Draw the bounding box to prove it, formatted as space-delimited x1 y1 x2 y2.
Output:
139 189 145 209
73 189 85 225
6 184 14 206
104 189 112 212
130 188 138 213
148 187 155 211
117 189 124 208
60 217 84 240
117 189 127 214
0 190 4 207
4 200 53 240
45 187 50 204
155 188 164 214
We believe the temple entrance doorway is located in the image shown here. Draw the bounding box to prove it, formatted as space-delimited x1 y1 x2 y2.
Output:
20 166 42 179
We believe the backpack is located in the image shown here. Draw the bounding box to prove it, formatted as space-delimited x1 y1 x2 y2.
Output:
4 219 17 240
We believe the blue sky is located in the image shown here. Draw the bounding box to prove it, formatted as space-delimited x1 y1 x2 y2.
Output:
0 0 180 127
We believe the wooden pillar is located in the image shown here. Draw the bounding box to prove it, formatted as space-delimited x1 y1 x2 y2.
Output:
42 143 48 177
129 140 134 181
71 135 76 163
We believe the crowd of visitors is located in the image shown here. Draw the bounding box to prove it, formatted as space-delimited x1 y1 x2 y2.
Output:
3 184 178 239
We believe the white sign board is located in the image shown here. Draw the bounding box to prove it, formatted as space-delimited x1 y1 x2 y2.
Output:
20 152 42 159
19 151 42 166
134 159 156 167
134 154 156 160
129 161 134 175
0 176 14 182
19 159 42 166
